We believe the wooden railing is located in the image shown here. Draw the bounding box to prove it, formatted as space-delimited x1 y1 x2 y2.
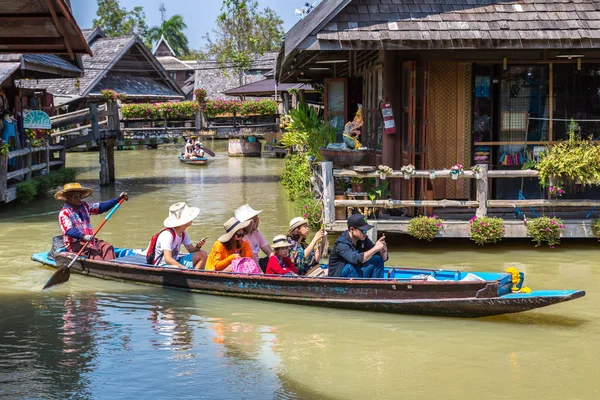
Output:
319 162 600 224
0 145 66 203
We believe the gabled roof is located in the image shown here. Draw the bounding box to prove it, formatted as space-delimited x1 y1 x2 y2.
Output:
222 79 314 97
285 0 600 53
156 56 193 71
153 35 176 57
0 0 92 57
81 27 106 45
0 53 82 80
20 35 183 100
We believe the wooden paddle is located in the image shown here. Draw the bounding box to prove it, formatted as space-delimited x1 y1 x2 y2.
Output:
181 134 215 157
42 198 126 290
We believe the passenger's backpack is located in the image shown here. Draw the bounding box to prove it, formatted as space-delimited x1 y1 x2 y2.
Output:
146 228 186 265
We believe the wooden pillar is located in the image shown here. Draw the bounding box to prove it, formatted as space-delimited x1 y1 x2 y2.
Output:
321 161 335 225
0 153 7 202
382 50 401 199
99 139 110 186
282 92 290 114
299 89 306 106
44 146 50 174
99 102 118 186
25 149 32 180
476 164 489 217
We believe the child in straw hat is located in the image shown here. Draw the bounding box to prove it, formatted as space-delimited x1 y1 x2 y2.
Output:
266 235 298 275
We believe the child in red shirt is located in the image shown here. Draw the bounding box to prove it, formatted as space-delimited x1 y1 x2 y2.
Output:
266 235 298 275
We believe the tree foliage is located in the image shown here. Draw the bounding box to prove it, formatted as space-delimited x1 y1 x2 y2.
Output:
93 0 147 38
146 14 190 57
205 0 284 85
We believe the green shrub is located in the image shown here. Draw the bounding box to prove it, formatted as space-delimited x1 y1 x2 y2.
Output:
16 180 39 204
592 219 600 237
408 215 443 241
469 216 505 246
280 153 312 202
526 216 565 248
172 137 179 144
162 137 170 144
149 138 158 145
60 168 77 183
34 175 53 195
137 139 145 146
124 138 133 146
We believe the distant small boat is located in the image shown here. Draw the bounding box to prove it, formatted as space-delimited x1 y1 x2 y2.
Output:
178 154 208 165
32 249 585 318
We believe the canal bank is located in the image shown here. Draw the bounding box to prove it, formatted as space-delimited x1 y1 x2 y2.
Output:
0 144 598 399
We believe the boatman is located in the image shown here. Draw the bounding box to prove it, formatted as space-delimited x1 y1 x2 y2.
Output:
328 214 387 278
55 183 128 260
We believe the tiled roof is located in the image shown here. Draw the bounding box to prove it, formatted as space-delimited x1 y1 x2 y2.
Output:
0 62 19 85
222 78 314 96
0 53 82 79
287 0 600 51
90 75 182 99
19 36 182 100
157 56 193 71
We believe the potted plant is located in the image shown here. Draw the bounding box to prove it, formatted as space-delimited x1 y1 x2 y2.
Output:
450 164 464 180
471 165 482 179
525 216 565 248
408 215 444 241
469 216 505 245
399 164 415 180
350 176 364 193
378 165 394 180
429 170 436 180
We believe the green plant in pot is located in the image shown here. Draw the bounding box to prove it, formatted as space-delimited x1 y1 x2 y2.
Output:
526 216 565 248
408 215 444 241
469 216 505 246
350 176 364 193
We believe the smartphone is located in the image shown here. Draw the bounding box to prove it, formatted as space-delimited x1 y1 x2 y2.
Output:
201 237 207 242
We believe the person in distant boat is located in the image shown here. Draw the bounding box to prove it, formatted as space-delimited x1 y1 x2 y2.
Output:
56 182 128 261
184 139 195 159
192 143 205 158
145 202 207 269
266 235 298 275
206 217 252 272
234 204 272 270
287 217 326 275
328 214 387 278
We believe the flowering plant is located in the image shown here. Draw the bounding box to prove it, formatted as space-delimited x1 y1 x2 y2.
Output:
525 216 565 247
469 216 505 245
378 164 394 179
549 186 564 197
400 164 414 175
471 165 482 174
121 101 199 120
0 139 9 154
450 164 464 175
194 88 207 104
591 218 600 238
408 215 443 241
100 89 125 102
238 99 278 116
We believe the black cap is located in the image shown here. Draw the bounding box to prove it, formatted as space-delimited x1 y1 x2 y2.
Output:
347 213 373 231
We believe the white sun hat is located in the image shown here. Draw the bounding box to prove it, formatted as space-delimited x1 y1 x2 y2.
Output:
217 217 252 243
163 202 200 228
272 235 291 249
234 204 263 222
288 217 309 234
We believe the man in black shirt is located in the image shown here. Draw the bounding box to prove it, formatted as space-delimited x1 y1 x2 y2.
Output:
328 214 388 278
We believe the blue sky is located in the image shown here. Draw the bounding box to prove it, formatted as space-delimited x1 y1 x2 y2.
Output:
71 0 304 50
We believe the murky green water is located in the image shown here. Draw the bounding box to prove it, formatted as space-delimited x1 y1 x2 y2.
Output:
0 143 598 399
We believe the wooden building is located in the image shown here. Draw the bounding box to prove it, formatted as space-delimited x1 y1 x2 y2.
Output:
153 36 195 91
22 28 184 111
277 0 600 204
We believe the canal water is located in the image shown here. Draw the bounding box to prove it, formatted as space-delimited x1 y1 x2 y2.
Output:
0 142 598 399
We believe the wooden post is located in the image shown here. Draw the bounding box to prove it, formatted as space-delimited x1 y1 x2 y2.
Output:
99 102 119 186
0 153 7 203
321 161 335 225
195 110 203 133
476 164 488 217
25 150 32 180
44 146 50 174
99 139 110 186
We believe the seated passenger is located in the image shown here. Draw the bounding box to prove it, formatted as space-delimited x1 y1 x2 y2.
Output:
234 204 272 268
266 235 298 275
206 217 252 272
328 214 387 278
184 139 195 159
193 143 205 158
56 182 128 261
146 202 207 269
287 217 326 275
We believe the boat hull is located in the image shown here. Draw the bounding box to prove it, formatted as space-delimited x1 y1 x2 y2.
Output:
33 252 585 318
178 155 207 165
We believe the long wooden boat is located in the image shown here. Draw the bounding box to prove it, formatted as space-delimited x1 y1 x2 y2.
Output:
178 154 208 165
32 250 585 318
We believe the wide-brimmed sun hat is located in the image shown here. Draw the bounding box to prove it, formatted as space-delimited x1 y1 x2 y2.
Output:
288 217 309 234
272 235 291 249
234 204 262 223
54 182 93 201
163 202 200 228
218 217 252 243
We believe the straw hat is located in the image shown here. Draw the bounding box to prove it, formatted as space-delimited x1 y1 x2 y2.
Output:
218 217 252 243
272 235 291 249
163 202 200 228
234 204 262 223
54 182 93 201
288 217 309 234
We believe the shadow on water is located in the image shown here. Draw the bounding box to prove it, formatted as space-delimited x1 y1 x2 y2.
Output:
481 312 589 328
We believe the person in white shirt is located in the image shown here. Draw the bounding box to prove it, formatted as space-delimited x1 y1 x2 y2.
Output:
234 204 273 268
146 202 207 269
